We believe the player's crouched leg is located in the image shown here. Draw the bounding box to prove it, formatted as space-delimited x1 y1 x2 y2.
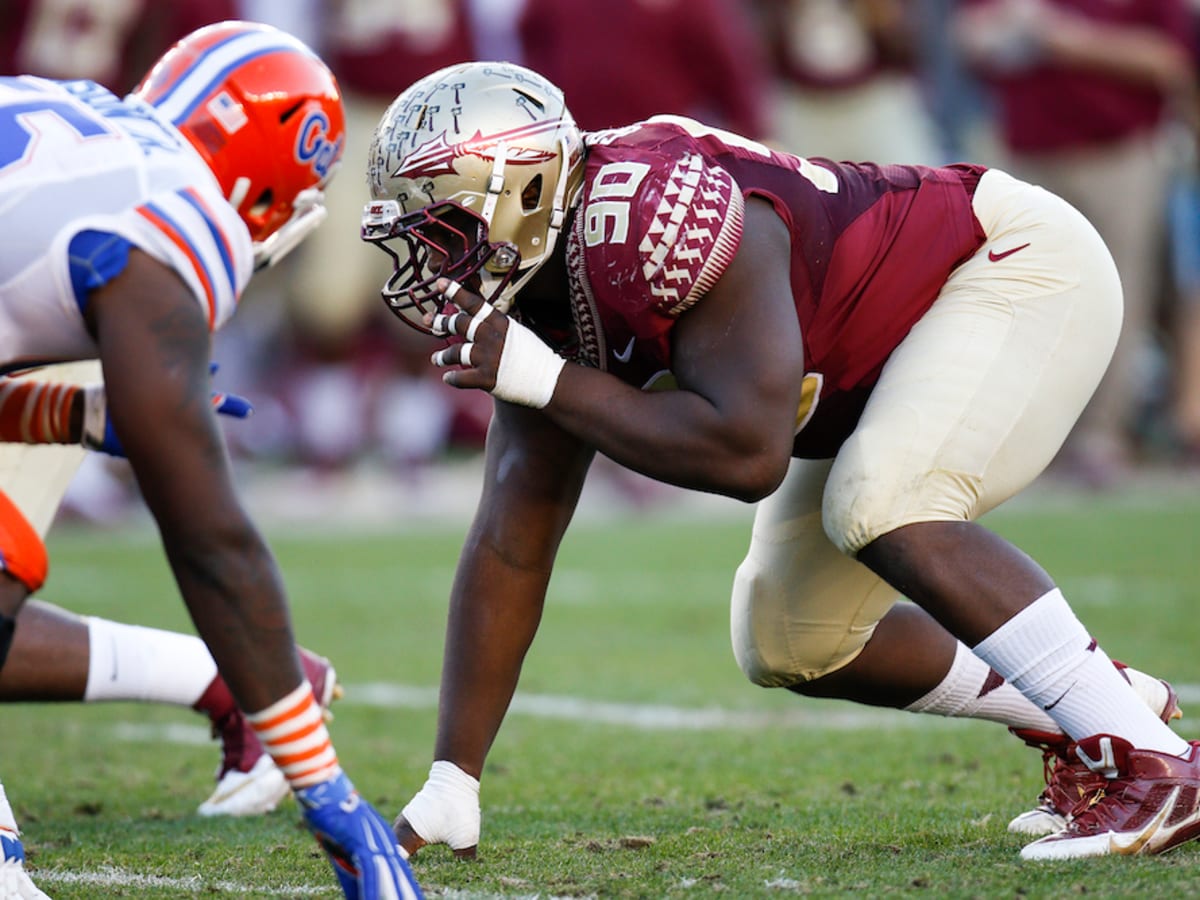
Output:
729 459 899 690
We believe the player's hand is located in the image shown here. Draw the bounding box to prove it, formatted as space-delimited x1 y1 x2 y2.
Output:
427 278 565 409
296 772 424 900
393 760 481 860
82 362 253 456
206 363 254 419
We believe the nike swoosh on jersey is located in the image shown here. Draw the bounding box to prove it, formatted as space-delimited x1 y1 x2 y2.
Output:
988 242 1031 262
613 336 635 363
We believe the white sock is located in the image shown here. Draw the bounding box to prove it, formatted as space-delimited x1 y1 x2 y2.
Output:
904 640 1059 732
973 589 1189 757
84 617 218 705
0 783 17 833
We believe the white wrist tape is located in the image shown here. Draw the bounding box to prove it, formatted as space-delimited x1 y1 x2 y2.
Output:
493 318 565 409
400 760 481 851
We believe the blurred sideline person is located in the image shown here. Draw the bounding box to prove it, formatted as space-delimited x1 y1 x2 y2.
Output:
954 0 1197 488
1165 0 1200 462
0 363 338 821
0 21 420 898
361 62 1198 863
751 0 943 164
0 0 238 95
266 0 482 473
517 0 769 138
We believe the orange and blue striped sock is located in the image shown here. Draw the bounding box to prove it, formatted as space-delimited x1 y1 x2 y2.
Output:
246 682 340 789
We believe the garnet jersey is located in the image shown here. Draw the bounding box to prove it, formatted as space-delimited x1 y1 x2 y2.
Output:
0 76 252 371
550 116 986 459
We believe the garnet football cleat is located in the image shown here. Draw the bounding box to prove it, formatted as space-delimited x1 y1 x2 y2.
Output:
1020 735 1200 860
196 648 341 816
1008 666 1182 836
1006 728 1108 837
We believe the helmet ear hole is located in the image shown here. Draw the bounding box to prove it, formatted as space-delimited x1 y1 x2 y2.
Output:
521 175 543 213
279 100 305 123
249 189 274 218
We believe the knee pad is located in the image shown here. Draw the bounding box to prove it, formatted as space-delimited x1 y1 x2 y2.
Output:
0 493 47 593
731 560 797 688
731 523 900 687
822 436 976 556
731 558 873 688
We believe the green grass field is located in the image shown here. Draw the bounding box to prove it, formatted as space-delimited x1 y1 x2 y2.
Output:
9 474 1200 898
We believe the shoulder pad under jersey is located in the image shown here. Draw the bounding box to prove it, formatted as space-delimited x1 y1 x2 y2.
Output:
577 122 744 327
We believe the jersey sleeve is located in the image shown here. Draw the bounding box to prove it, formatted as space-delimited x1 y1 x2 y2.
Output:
74 183 252 332
583 140 745 337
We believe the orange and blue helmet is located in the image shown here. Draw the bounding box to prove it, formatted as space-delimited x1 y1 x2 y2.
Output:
135 20 345 265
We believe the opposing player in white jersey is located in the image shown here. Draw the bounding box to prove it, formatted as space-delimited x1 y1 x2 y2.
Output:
0 361 342 823
0 21 421 900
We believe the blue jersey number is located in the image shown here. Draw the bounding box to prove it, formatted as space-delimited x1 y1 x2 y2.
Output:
0 97 113 171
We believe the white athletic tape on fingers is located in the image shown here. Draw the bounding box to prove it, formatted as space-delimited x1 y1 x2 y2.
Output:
493 318 565 409
459 343 473 368
431 313 453 336
431 348 450 367
441 280 462 302
465 303 495 342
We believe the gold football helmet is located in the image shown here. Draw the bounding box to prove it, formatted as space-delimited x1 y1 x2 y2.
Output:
362 61 585 332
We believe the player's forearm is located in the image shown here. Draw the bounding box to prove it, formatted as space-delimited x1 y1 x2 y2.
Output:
545 364 789 502
434 541 552 777
160 521 304 711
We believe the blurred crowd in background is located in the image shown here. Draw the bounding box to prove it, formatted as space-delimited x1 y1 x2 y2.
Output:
3 0 1199 521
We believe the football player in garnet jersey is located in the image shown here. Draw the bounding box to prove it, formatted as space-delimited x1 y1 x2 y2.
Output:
362 61 1199 863
0 22 420 899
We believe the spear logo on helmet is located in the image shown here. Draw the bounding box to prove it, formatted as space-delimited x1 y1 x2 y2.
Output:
392 122 562 181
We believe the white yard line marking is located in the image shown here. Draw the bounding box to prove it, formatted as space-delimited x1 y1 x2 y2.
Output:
348 682 930 730
107 682 1200 744
36 865 328 895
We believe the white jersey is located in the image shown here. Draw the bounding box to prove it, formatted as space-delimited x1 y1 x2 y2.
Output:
0 76 253 370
